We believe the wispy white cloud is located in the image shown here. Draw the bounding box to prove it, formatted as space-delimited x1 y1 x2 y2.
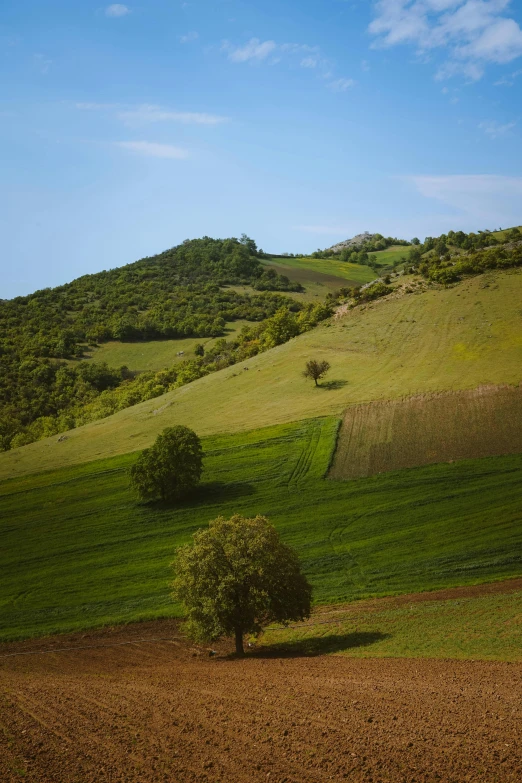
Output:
301 55 320 68
115 141 189 159
494 66 522 84
369 1 522 80
76 102 229 126
105 4 130 17
117 104 229 126
408 174 522 224
328 77 356 92
180 31 199 44
223 38 277 63
221 38 352 92
478 119 516 137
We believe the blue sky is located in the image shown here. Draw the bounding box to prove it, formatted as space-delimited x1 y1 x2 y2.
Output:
2 0 522 297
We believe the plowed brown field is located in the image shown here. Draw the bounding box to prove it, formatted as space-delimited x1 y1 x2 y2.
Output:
330 384 522 479
1 584 521 783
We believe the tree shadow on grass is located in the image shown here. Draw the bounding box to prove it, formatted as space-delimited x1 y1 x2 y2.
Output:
148 481 255 510
253 631 389 658
196 481 255 504
319 380 348 391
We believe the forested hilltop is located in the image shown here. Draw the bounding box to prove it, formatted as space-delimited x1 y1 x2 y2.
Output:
2 235 301 357
0 236 330 450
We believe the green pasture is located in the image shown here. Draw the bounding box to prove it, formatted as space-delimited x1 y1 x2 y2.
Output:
3 268 521 479
83 320 251 372
261 588 522 661
1 417 521 642
492 225 522 241
372 245 411 266
263 256 376 285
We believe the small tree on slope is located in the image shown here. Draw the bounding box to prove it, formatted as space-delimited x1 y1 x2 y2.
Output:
303 359 330 387
172 514 312 656
130 426 203 502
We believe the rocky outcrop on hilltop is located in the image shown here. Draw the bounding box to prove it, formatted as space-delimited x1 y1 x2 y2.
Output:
328 232 377 253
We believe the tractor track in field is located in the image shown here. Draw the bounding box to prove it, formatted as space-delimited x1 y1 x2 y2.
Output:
1 580 521 783
287 421 322 487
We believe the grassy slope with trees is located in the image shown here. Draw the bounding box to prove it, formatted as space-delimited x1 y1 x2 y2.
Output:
0 236 334 450
1 417 521 642
2 266 521 480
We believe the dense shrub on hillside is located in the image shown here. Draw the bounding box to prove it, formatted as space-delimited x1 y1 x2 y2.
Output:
356 281 394 303
1 302 332 451
413 233 522 284
328 281 393 308
408 228 522 283
130 426 203 502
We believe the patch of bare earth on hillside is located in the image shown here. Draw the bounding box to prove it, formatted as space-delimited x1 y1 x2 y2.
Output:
1 581 521 783
330 384 522 479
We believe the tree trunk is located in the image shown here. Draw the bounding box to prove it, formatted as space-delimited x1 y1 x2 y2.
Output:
235 627 244 656
314 378 318 387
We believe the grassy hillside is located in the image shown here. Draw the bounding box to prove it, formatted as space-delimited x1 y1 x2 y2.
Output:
84 320 251 372
1 417 522 642
263 255 376 285
372 245 411 266
3 268 521 479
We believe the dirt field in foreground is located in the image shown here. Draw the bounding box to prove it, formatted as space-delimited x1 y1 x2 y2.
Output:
1 595 521 783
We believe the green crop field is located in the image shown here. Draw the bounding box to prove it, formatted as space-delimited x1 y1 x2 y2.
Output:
3 268 521 480
330 385 522 479
1 417 522 642
260 585 522 661
263 255 376 285
83 320 251 372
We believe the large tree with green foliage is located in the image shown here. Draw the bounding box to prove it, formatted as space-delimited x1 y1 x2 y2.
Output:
130 426 203 502
172 514 312 655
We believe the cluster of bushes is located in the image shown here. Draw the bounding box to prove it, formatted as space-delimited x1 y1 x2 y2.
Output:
328 281 393 308
408 227 522 284
2 302 331 450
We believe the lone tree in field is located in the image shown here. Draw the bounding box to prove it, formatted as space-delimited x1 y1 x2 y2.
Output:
303 359 330 387
130 425 203 502
172 515 312 656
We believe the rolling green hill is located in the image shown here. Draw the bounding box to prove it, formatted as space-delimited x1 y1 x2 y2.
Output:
3 267 521 480
1 417 521 642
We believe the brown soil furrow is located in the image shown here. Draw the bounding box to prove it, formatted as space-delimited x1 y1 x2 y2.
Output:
0 582 521 782
330 384 522 479
1 638 521 782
